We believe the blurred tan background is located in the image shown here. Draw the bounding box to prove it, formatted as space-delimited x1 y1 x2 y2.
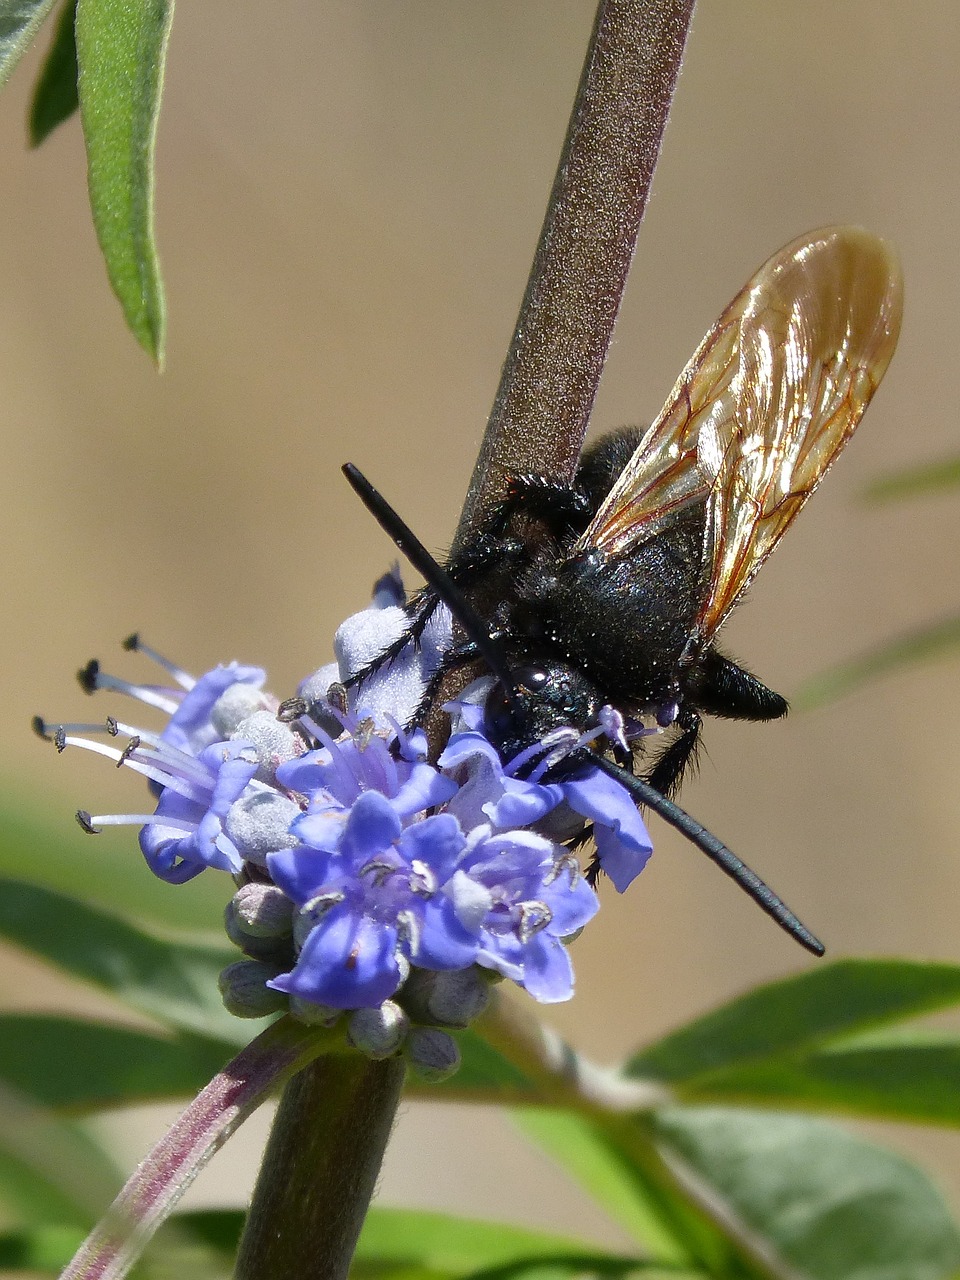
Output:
1 0 959 1250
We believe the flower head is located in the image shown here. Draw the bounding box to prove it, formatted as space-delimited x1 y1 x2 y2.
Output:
40 574 654 1062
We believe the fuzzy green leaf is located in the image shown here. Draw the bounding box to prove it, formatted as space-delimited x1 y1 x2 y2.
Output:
865 456 960 503
355 1208 650 1277
681 1028 960 1127
29 0 77 144
0 1224 86 1271
0 1086 118 1227
0 0 58 89
0 785 230 931
75 0 172 362
654 1107 960 1280
513 1110 697 1265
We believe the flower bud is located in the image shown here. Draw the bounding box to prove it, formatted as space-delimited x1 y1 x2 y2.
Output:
211 683 272 738
347 1001 409 1059
224 791 300 868
219 960 288 1018
234 711 302 781
289 996 342 1027
401 966 491 1028
405 1027 460 1082
230 882 295 937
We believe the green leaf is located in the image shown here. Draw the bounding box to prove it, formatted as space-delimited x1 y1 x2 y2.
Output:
0 1084 119 1226
0 1015 230 1110
355 1208 648 1277
654 1106 960 1280
0 1213 245 1276
0 877 248 1044
688 1027 960 1128
0 1224 85 1272
0 0 58 89
29 0 77 144
628 958 960 1085
75 0 172 362
865 456 960 503
513 1110 695 1265
0 784 230 931
793 617 960 709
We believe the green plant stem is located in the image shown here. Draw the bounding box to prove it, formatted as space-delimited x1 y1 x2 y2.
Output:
233 1055 406 1280
457 0 696 541
477 993 797 1280
60 1016 331 1280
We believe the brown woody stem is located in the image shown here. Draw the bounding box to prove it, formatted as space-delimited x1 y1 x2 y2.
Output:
457 0 695 541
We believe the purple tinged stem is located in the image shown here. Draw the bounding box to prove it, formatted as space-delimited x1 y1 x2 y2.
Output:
60 1018 333 1280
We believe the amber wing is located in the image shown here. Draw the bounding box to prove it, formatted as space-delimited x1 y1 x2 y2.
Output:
575 226 903 644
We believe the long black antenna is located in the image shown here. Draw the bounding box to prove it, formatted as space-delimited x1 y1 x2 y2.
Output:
342 462 824 958
587 752 825 956
342 463 518 699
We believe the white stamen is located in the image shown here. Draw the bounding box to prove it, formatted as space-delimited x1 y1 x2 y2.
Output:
88 813 197 832
123 634 196 691
89 672 181 716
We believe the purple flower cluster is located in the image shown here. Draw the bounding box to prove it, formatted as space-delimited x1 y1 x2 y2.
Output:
43 582 654 1021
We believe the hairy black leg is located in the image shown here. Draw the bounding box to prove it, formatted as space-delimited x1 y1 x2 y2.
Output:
340 587 439 691
645 708 702 798
406 640 487 729
689 649 788 721
480 475 593 541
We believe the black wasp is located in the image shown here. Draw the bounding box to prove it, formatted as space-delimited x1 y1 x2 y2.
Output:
339 227 903 956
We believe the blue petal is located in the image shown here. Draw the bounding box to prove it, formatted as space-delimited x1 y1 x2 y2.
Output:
485 780 562 829
416 896 480 970
561 769 653 892
340 790 402 864
593 820 653 893
390 762 458 818
270 906 402 1008
291 807 347 854
518 934 575 1003
162 664 265 754
541 870 600 936
397 813 465 879
267 845 343 904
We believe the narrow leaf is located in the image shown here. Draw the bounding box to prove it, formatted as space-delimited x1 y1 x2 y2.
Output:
0 0 58 89
0 1083 119 1226
29 0 77 144
686 1028 960 1128
355 1207 645 1275
0 1015 230 1110
75 0 172 362
0 877 247 1044
514 1110 695 1265
0 786 230 930
794 616 960 708
628 959 960 1085
0 1224 86 1272
865 456 960 503
654 1106 960 1280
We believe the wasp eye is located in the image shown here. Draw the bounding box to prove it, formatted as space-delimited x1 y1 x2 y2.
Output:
484 684 516 740
514 665 549 693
